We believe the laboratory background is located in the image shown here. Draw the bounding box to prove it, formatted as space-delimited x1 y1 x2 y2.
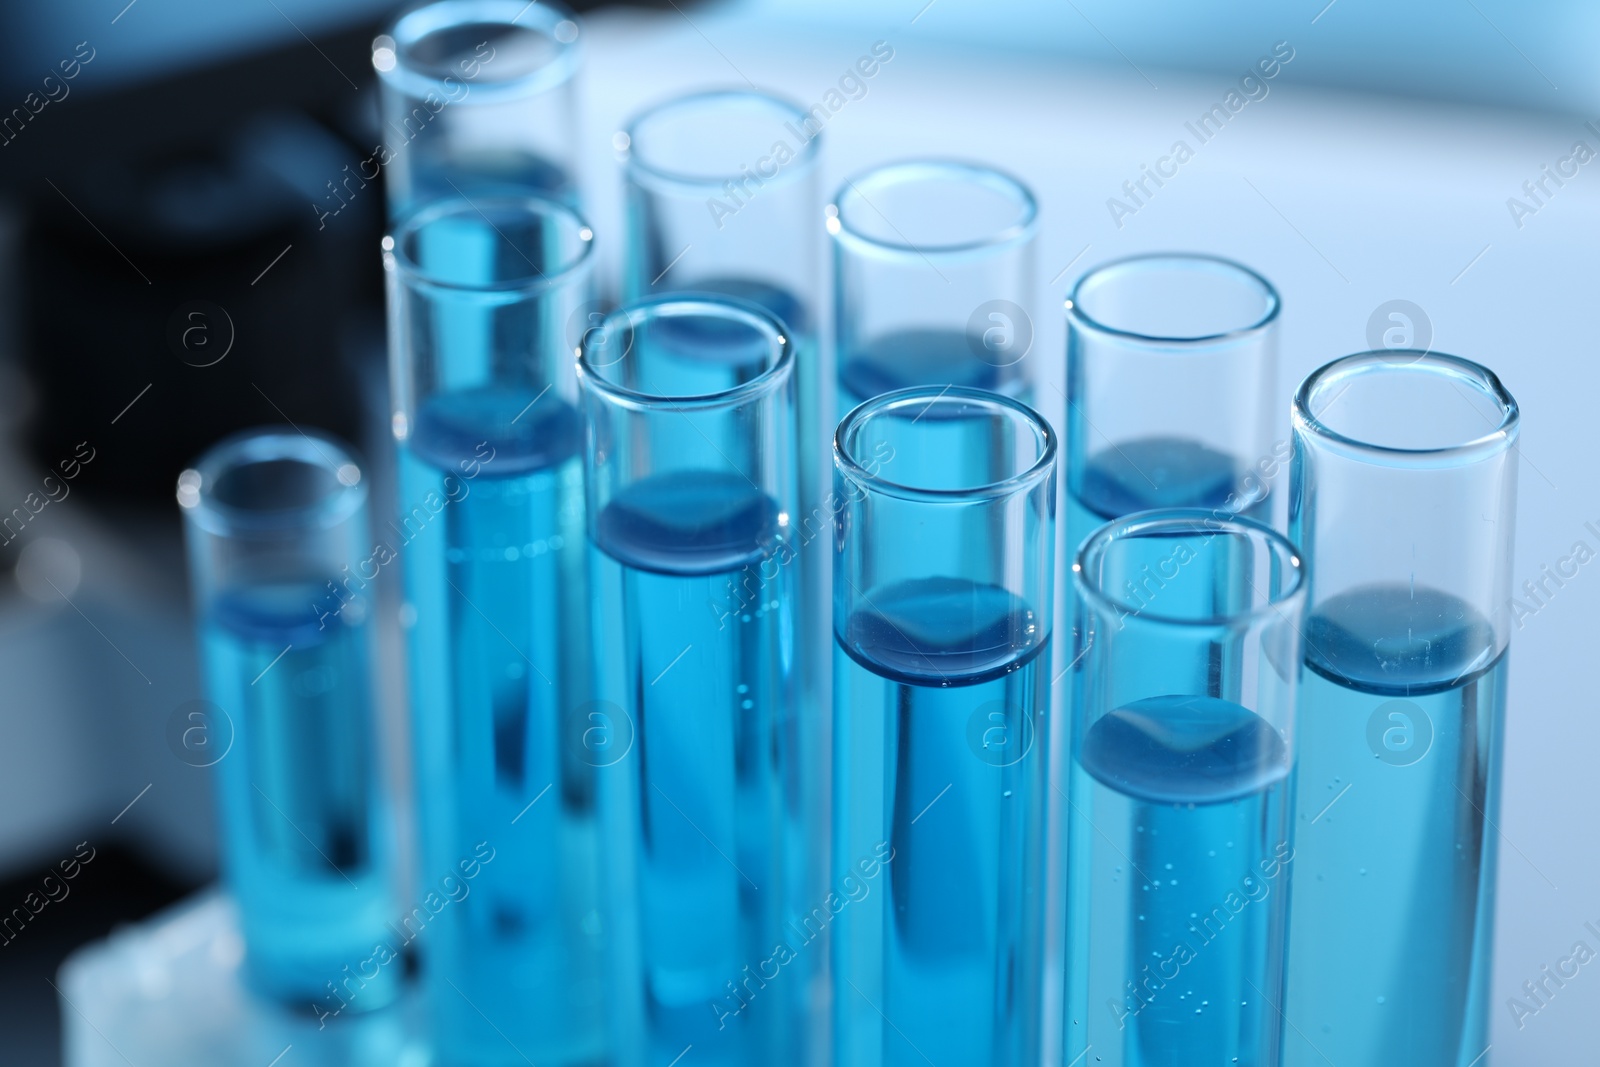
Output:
0 0 1595 1065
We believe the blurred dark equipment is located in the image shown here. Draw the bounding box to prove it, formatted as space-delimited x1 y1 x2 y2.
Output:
0 4 655 1064
13 23 388 508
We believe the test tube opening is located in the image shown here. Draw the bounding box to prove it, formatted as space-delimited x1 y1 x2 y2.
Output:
828 160 1038 258
622 89 820 190
835 386 1054 499
1075 510 1304 627
1294 349 1519 459
389 194 593 291
181 430 365 537
577 296 792 406
1067 253 1279 344
378 0 580 101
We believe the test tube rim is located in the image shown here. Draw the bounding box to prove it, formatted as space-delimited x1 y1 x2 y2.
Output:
1292 349 1520 467
376 0 581 104
833 385 1056 505
385 194 595 296
1064 252 1281 345
575 294 794 412
827 158 1039 260
620 87 822 194
179 427 367 538
1073 507 1306 628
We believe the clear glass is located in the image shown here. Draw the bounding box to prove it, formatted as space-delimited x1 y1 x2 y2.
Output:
829 160 1038 417
375 0 582 218
383 195 607 1067
1283 352 1519 1067
1065 510 1306 1067
1064 254 1281 556
620 89 829 781
179 430 398 1009
577 297 807 1067
831 387 1056 1067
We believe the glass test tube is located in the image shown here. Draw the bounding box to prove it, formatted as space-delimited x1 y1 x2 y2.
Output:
619 90 829 772
179 430 397 1008
385 196 605 1067
829 161 1038 425
832 387 1056 1067
1064 254 1280 556
1066 510 1306 1066
578 297 805 1067
1282 353 1519 1067
375 0 582 219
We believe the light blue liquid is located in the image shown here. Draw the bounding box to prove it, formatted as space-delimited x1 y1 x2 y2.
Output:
1065 437 1268 558
672 277 808 340
1283 586 1504 1067
401 151 574 219
620 277 828 1065
201 582 396 1006
677 278 819 564
398 385 606 1067
623 277 816 570
838 328 1014 413
592 471 804 1067
1065 694 1291 1067
839 329 1032 500
659 280 823 635
833 577 1049 1067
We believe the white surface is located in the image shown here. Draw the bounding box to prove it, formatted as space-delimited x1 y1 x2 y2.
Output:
60 890 423 1067
573 11 1600 1065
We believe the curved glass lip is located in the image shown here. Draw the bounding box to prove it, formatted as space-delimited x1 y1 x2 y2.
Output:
828 159 1039 260
179 428 366 537
385 194 594 295
835 386 1056 504
1075 508 1306 627
621 88 821 194
1293 350 1520 465
1065 253 1281 345
576 294 793 413
376 0 581 104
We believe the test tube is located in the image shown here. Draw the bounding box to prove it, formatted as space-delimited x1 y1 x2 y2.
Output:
832 387 1056 1067
577 297 804 1067
384 195 605 1066
179 429 397 1008
1065 510 1306 1065
1064 254 1280 556
619 89 828 776
829 161 1038 414
1282 352 1519 1067
374 0 582 219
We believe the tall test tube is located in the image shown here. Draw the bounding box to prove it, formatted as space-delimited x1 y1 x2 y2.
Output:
832 387 1056 1067
578 297 806 1067
619 90 828 781
1283 352 1519 1067
179 430 398 1008
385 195 605 1066
375 0 582 218
1065 510 1305 1066
1063 254 1280 556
